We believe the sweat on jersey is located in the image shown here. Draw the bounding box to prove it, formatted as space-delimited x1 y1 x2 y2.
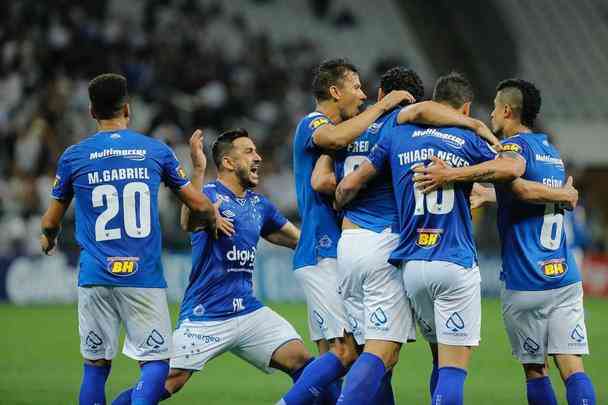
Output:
334 109 398 233
51 129 190 288
292 112 342 270
368 119 496 268
495 133 581 291
177 180 287 323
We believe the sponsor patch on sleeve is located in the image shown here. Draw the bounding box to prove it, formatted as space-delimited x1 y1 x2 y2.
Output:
177 166 187 179
501 143 522 153
309 117 330 130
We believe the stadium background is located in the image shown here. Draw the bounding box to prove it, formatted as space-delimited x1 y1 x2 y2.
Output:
0 0 606 403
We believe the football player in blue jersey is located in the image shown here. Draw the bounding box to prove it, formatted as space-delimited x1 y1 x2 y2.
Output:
113 128 316 403
335 73 528 405
40 73 217 405
419 79 596 405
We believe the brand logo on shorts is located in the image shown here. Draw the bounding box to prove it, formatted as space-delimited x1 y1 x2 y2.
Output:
347 314 359 332
313 310 327 331
146 329 165 349
523 337 540 354
184 331 221 344
445 312 465 332
416 228 442 248
107 257 139 276
570 324 586 343
370 308 389 329
540 259 567 278
85 331 103 350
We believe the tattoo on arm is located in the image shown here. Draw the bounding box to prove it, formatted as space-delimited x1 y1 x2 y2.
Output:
469 170 498 182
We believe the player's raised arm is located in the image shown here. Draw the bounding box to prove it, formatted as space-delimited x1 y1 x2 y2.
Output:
313 90 414 150
311 154 337 195
264 221 300 249
398 101 501 148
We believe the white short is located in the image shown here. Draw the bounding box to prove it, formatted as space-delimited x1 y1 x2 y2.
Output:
294 258 350 341
338 229 416 346
402 260 481 346
170 307 301 373
78 286 172 361
501 281 589 364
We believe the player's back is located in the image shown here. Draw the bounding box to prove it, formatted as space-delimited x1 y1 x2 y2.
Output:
496 133 581 291
334 110 398 232
292 112 341 269
370 122 496 267
52 129 189 288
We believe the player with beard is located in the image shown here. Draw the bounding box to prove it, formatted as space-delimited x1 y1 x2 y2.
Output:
113 129 313 404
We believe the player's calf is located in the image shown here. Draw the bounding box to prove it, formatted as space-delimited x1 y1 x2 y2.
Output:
80 359 112 405
553 355 596 405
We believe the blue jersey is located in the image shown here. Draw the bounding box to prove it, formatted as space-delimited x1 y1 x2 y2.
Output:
334 110 398 233
369 122 496 268
178 181 287 323
292 111 341 269
495 133 581 291
51 129 190 288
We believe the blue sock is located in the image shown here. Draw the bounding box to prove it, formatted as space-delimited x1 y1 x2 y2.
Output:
430 359 439 398
131 361 170 405
317 379 341 405
432 367 467 405
292 358 315 383
280 352 345 405
526 376 557 405
566 372 596 405
337 352 386 405
111 388 133 405
79 363 111 405
376 370 395 405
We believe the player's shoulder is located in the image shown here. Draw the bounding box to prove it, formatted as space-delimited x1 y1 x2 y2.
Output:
297 111 332 133
501 133 532 154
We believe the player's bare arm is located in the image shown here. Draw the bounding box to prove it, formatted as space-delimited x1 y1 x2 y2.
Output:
510 176 578 209
177 130 218 234
311 154 337 195
40 197 71 255
313 90 415 150
413 152 525 193
264 222 300 249
398 101 501 148
469 183 497 208
334 161 378 210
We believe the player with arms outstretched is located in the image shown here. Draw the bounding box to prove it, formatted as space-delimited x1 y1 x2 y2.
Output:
417 79 596 405
40 73 217 405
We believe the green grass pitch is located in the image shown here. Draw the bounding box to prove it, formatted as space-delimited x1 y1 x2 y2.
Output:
0 299 605 404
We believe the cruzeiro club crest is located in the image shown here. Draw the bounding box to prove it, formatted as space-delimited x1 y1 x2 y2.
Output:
445 312 465 332
145 329 165 349
370 308 388 327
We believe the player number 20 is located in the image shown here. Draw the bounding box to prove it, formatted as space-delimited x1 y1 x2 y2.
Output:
540 203 563 250
92 182 151 241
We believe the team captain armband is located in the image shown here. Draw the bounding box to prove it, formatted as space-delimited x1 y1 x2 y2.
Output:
309 116 330 130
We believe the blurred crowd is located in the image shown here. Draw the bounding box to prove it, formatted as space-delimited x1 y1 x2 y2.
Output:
0 1 604 263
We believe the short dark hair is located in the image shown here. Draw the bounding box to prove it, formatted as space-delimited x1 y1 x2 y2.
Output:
312 58 358 101
212 128 250 169
88 73 129 120
433 72 474 109
380 66 424 103
496 78 541 127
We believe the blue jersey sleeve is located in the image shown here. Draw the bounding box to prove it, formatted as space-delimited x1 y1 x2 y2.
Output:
303 115 331 151
468 135 497 165
368 132 391 171
51 147 74 201
161 145 190 190
260 197 288 237
500 136 531 166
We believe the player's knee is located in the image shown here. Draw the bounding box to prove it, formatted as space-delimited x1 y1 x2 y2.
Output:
165 369 191 394
553 354 585 380
523 363 548 380
330 338 358 367
84 358 112 367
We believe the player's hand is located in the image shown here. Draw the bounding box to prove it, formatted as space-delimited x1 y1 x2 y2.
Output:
561 176 578 211
189 129 207 171
413 156 453 193
470 183 491 209
40 234 56 255
213 200 235 238
378 90 416 111
472 119 502 151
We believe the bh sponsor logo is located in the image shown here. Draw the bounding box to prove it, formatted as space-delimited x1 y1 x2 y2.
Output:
523 337 540 354
369 308 389 330
444 312 467 337
569 324 587 348
541 259 567 278
416 228 442 249
107 257 139 277
226 246 256 267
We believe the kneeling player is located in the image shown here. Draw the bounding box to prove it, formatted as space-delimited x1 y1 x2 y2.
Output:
113 129 313 404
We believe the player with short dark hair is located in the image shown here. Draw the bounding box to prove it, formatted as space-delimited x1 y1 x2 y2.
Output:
41 73 217 405
426 79 596 405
